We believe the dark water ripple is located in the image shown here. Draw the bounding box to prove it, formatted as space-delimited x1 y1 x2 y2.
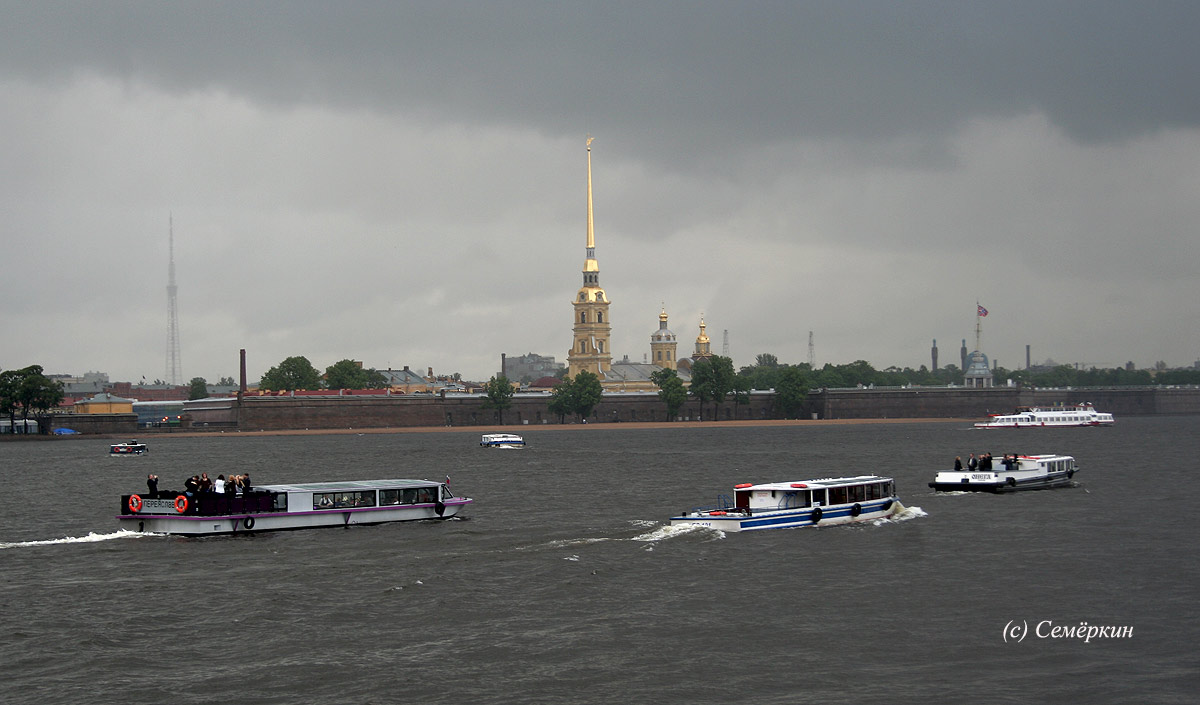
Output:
1 418 1197 704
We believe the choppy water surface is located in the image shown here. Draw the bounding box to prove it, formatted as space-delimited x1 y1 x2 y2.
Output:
1 418 1196 704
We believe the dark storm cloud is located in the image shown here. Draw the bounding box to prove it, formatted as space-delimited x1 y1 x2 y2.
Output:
4 1 1198 154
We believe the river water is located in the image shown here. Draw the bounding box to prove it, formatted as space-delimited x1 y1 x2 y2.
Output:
1 417 1195 704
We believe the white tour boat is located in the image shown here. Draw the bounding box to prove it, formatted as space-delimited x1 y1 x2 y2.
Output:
117 478 471 535
975 402 1114 429
929 453 1077 492
670 475 901 532
110 440 148 455
480 433 525 447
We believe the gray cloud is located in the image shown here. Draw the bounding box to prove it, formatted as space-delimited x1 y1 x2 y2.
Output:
1 2 1198 382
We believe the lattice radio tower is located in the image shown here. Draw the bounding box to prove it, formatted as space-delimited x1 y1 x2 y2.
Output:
165 215 182 385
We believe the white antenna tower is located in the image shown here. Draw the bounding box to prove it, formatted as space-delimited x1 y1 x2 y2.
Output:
722 329 730 357
808 331 815 367
166 215 182 385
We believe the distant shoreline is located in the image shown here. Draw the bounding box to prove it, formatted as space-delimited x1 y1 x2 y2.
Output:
124 417 972 439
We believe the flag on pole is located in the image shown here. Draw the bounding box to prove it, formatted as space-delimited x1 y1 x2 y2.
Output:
977 305 988 317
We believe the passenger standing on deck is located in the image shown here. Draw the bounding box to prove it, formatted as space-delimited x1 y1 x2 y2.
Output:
199 473 212 493
147 474 159 499
954 456 963 471
213 474 226 494
225 475 237 495
184 475 200 496
242 473 252 495
968 453 978 472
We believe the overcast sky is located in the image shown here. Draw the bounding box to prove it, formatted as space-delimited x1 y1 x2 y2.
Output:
3 2 1198 384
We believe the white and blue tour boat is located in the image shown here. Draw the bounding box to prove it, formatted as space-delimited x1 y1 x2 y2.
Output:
975 402 1114 429
670 475 901 532
117 478 471 535
110 440 148 454
929 453 1077 492
480 433 525 447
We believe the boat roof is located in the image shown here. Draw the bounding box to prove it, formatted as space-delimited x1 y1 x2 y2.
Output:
738 475 891 491
482 433 523 438
256 478 442 493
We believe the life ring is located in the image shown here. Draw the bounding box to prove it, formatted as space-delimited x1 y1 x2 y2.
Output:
881 499 894 512
1006 477 1017 487
734 483 752 489
810 507 823 524
850 503 862 517
174 495 188 513
710 511 726 516
243 516 255 530
128 495 143 513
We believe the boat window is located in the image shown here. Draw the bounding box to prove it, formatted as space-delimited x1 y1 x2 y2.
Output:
313 491 377 510
810 489 826 506
829 487 848 505
849 485 866 502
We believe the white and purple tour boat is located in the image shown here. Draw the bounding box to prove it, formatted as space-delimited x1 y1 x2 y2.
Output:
110 440 148 454
975 403 1114 429
929 453 1077 492
117 478 471 536
670 475 901 532
480 433 525 447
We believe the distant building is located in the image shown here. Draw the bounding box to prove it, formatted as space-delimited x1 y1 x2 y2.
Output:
964 351 994 388
501 353 564 383
74 392 135 414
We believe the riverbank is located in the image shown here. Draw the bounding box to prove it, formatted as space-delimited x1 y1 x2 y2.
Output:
123 416 972 439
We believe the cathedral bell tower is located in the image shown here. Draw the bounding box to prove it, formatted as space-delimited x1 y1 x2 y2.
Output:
693 315 713 361
567 137 612 378
650 306 678 370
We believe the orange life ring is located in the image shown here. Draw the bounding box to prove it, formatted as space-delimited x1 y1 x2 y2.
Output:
710 511 726 516
128 495 142 513
734 483 752 489
790 483 807 488
174 495 188 513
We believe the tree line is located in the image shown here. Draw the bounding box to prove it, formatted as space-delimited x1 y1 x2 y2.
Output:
0 365 65 433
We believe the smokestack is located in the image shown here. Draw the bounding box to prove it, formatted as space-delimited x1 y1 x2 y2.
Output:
502 353 507 378
931 339 938 370
1026 344 1031 370
239 349 247 398
960 339 967 371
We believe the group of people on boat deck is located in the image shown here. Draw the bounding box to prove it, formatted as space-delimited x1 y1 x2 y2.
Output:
953 453 1023 472
146 472 253 498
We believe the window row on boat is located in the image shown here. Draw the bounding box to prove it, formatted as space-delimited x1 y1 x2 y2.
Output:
740 480 894 510
312 486 438 511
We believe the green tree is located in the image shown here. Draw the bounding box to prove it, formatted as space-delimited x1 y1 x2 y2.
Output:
218 376 236 386
729 375 752 419
188 377 208 400
689 355 736 420
260 356 323 391
325 359 388 390
775 366 809 418
650 367 687 420
755 353 779 368
0 368 21 428
481 375 515 424
6 365 64 432
572 370 604 421
548 377 574 423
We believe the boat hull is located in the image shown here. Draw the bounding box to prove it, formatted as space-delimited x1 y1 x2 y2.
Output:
669 498 899 532
116 499 471 536
929 469 1075 493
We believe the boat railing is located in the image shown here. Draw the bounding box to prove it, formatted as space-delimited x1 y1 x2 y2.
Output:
121 491 286 517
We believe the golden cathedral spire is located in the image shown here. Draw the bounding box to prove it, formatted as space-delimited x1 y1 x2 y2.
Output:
568 136 612 378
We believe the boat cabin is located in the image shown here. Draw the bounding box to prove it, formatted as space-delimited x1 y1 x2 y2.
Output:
733 476 895 513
